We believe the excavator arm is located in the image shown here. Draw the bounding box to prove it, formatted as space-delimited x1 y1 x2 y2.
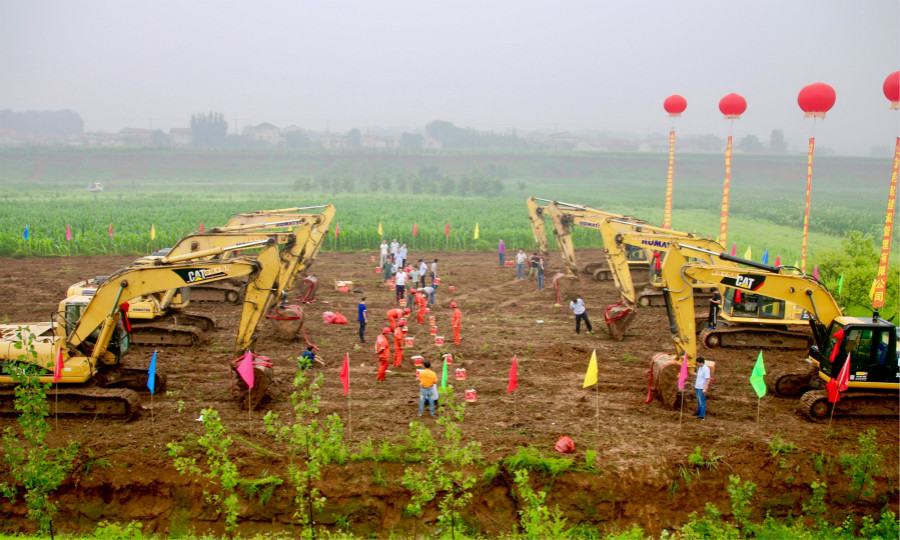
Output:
660 242 841 367
526 197 552 259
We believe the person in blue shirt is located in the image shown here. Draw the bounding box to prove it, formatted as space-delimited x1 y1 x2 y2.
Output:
358 297 368 343
300 346 325 369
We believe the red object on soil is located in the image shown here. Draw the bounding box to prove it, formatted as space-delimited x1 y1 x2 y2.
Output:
797 82 836 118
554 436 575 453
663 95 687 117
718 93 747 119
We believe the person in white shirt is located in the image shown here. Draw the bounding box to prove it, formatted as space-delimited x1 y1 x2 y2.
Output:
568 298 593 335
395 268 408 302
515 249 528 280
379 240 388 267
430 259 438 285
694 357 711 420
398 243 408 267
418 259 428 288
390 239 400 259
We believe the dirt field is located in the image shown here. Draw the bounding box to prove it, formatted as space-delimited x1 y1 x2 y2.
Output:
0 249 897 538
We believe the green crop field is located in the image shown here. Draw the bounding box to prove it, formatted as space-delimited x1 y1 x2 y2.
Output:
0 148 895 265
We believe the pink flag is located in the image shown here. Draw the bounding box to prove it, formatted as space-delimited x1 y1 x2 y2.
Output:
334 222 340 238
53 346 64 383
506 356 518 393
65 224 72 242
730 243 737 256
236 351 255 389
413 222 418 236
445 222 450 237
775 255 781 267
339 353 350 395
813 265 819 281
108 222 114 239
199 222 204 233
677 354 689 391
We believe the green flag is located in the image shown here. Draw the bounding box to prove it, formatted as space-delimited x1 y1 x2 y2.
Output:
441 357 448 388
837 273 844 295
750 350 766 398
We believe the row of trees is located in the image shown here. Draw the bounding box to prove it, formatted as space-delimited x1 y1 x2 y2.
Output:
294 167 506 197
0 109 84 136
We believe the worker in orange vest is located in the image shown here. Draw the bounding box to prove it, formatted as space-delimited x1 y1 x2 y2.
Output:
451 301 462 345
415 290 428 324
376 327 392 381
387 307 410 330
392 325 405 367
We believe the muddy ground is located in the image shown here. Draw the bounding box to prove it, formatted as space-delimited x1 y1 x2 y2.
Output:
0 249 897 538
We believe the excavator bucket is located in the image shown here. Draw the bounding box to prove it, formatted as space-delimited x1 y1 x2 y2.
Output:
232 365 274 410
604 302 635 341
266 304 304 340
554 274 578 304
647 353 684 409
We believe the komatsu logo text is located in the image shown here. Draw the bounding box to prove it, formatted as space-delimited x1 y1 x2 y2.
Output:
640 239 673 248
576 220 603 229
173 266 228 283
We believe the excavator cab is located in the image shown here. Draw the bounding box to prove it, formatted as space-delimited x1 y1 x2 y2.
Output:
816 320 899 386
722 289 788 320
61 297 131 363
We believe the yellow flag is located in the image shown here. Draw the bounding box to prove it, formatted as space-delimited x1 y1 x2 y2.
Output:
474 222 480 240
743 245 752 260
150 224 156 240
582 349 598 388
869 278 878 301
378 222 383 236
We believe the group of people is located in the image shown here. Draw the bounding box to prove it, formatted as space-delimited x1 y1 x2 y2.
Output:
502 242 546 290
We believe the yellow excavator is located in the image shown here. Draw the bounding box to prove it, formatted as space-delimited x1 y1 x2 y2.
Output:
649 242 898 420
597 218 813 349
66 207 335 346
0 242 284 418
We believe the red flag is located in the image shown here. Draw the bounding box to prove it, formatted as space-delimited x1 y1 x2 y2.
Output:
65 224 72 242
199 222 204 232
120 302 131 332
836 352 851 392
413 222 418 236
339 353 350 395
236 351 255 389
108 222 114 238
774 255 781 267
730 243 737 256
506 356 518 393
826 378 840 403
829 329 845 363
53 345 64 383
445 222 450 237
334 222 340 238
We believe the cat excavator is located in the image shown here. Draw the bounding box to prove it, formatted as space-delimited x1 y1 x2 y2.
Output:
649 242 898 421
66 206 334 346
597 218 813 349
0 242 285 418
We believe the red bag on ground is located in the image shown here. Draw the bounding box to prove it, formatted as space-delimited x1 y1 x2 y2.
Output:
332 312 348 324
322 311 336 324
554 436 575 453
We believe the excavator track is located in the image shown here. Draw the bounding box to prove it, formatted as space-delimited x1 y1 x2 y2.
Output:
799 389 900 422
764 362 819 396
0 386 141 420
129 312 215 347
188 283 242 304
639 289 714 308
700 325 812 350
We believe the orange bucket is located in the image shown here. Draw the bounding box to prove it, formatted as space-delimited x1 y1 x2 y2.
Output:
413 355 424 366
465 389 477 402
389 283 396 290
449 286 455 292
375 267 381 273
456 368 467 380
405 337 415 347
434 336 444 346
415 369 422 380
428 316 436 326
371 255 376 262
443 353 453 365
434 277 441 285
430 326 437 335
399 298 406 307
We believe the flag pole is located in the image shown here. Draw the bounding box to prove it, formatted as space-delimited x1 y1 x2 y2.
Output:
756 398 761 426
55 383 59 429
828 402 835 430
679 389 684 426
595 383 599 432
514 393 518 425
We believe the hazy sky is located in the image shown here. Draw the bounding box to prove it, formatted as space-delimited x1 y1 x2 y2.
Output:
2 0 898 155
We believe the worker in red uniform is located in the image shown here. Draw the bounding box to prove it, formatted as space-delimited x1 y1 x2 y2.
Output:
451 301 462 345
387 307 410 330
392 325 405 367
376 327 392 381
415 290 428 324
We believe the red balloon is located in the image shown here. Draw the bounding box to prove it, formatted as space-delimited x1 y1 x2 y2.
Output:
797 82 836 118
718 93 747 119
663 95 687 117
884 71 899 109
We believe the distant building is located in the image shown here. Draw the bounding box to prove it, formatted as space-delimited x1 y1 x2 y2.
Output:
119 128 152 146
169 128 192 146
253 123 281 145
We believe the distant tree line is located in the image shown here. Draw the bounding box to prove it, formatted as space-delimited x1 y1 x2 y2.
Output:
190 111 228 148
294 165 504 197
425 120 532 150
0 109 83 135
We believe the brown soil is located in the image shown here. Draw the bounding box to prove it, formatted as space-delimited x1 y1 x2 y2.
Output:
0 250 897 538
